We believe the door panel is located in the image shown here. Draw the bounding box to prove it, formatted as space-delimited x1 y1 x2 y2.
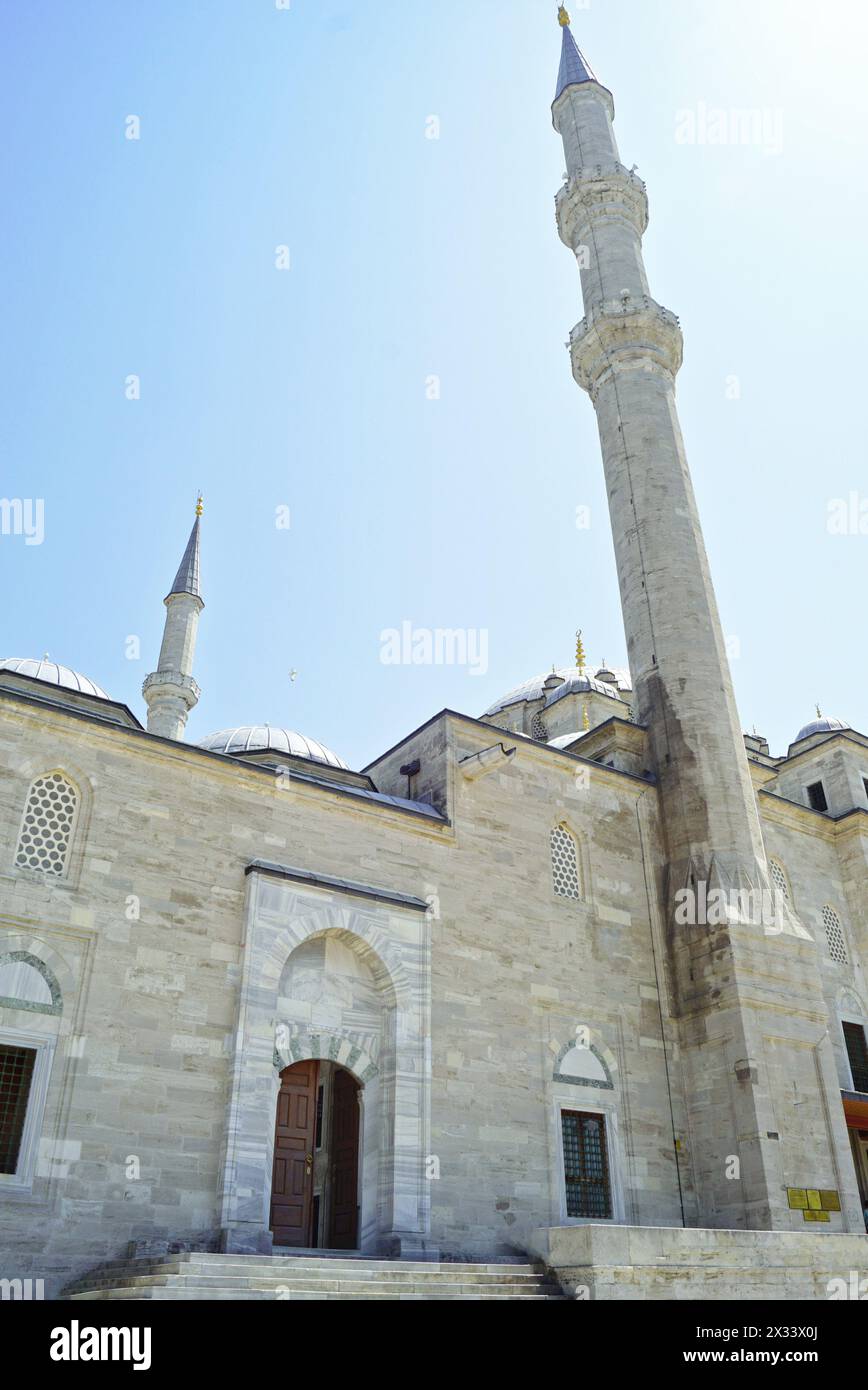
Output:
328 1067 360 1249
271 1060 319 1247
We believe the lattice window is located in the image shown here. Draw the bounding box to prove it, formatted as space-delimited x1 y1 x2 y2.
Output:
551 824 581 900
822 906 848 965
14 773 78 877
561 1110 612 1219
769 859 790 904
531 713 549 743
0 1045 36 1175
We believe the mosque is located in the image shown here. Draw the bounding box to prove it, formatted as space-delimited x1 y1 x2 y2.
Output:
0 10 866 1299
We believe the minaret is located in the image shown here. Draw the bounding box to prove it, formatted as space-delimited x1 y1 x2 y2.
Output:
552 9 862 1231
143 498 203 740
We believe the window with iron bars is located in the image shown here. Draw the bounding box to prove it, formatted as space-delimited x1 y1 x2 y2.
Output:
0 1045 36 1175
843 1022 868 1094
561 1110 612 1219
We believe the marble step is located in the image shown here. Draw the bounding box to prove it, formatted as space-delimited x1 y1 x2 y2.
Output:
64 1252 564 1301
71 1272 553 1293
64 1254 550 1294
69 1284 564 1301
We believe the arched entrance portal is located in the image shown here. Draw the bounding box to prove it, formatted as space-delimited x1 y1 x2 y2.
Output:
270 1060 361 1250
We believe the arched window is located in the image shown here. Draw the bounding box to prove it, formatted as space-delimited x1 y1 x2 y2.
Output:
14 772 78 878
768 858 791 904
0 953 62 1016
551 824 581 900
822 906 848 965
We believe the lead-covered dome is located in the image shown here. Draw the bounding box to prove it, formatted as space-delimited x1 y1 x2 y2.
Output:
483 664 630 717
0 657 110 700
198 725 347 769
794 715 851 743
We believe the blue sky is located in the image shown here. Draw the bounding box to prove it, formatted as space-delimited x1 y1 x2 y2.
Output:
2 0 865 768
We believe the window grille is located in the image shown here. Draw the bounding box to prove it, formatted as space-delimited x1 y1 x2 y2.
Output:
807 781 828 813
769 859 790 903
561 1110 612 1219
0 1045 36 1175
823 906 848 965
551 825 581 900
14 773 78 877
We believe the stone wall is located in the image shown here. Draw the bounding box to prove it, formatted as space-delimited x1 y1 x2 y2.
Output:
0 687 865 1295
530 1223 868 1300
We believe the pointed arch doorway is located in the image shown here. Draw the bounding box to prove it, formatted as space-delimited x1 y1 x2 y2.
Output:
270 1060 361 1250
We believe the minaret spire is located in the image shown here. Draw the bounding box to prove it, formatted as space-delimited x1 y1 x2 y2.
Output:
551 23 862 1233
555 8 599 101
168 494 203 600
143 497 204 740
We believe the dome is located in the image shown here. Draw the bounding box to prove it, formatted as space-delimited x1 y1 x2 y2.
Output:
548 732 584 750
483 664 630 717
198 725 348 770
0 657 109 700
794 715 851 744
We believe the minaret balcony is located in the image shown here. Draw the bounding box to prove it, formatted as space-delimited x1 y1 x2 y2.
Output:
142 670 201 708
555 162 648 249
569 295 683 397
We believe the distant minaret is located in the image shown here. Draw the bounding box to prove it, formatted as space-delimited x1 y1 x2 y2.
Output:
143 498 203 740
551 9 862 1232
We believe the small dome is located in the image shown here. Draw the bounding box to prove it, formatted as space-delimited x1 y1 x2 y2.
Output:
483 664 629 717
0 657 109 700
198 725 347 770
794 715 851 744
548 732 584 750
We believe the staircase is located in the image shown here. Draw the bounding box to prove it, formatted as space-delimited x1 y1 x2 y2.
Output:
63 1251 565 1301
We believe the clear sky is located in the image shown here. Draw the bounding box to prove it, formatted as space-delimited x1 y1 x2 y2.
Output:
2 0 865 768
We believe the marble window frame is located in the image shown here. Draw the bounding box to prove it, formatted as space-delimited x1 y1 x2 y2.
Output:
0 1024 56 1195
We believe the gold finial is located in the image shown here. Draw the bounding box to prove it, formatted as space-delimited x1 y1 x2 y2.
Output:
558 5 571 25
195 493 204 517
575 629 586 673
582 704 590 731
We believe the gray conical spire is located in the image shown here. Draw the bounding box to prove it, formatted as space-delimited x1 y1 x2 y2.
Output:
555 8 598 101
167 504 203 602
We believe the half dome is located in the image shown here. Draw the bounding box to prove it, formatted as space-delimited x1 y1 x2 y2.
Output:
198 725 347 770
0 657 109 700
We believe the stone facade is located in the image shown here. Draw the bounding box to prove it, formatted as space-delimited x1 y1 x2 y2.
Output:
0 674 866 1296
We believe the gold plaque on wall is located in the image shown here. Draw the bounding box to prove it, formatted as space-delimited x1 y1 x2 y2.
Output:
806 1189 822 1210
787 1188 808 1209
803 1210 830 1223
819 1190 841 1212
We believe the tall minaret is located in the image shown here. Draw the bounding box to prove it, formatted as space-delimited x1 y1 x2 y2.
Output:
552 9 862 1232
143 498 203 740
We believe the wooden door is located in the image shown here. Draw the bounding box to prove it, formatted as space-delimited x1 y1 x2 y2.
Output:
328 1067 360 1249
271 1060 319 1247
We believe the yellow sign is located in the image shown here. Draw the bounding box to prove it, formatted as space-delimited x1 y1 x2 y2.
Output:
806 1190 822 1210
820 1190 841 1212
787 1188 808 1210
804 1210 830 1223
